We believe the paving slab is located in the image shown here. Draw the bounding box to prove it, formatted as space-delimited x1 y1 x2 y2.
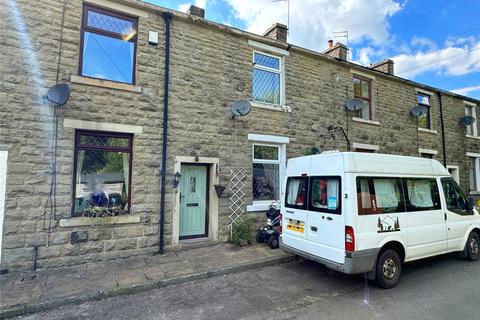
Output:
0 244 292 318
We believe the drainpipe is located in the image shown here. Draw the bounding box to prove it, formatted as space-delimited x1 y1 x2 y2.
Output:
437 92 447 167
158 11 172 255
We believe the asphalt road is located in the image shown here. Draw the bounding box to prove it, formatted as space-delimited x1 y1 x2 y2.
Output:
19 253 480 320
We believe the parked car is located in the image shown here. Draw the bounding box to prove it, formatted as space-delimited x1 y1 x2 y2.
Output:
280 152 480 288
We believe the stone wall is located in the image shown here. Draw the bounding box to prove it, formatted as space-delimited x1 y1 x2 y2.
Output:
1 0 478 270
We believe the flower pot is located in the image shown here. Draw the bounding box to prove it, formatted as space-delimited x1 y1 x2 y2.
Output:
214 184 226 198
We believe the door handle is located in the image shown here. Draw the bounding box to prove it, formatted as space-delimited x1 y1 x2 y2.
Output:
286 210 294 214
310 226 318 232
444 213 447 221
326 217 333 221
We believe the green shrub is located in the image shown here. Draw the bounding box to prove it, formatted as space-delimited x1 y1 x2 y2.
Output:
228 217 253 246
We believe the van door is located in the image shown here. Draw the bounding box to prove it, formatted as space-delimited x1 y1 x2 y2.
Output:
403 178 446 259
441 177 474 252
306 176 345 264
282 176 309 252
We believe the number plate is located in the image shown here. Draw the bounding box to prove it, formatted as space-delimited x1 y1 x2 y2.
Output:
287 223 304 233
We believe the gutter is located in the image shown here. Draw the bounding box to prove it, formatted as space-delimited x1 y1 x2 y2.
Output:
437 91 447 167
158 11 172 255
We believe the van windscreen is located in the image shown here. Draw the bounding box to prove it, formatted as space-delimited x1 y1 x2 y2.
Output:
285 177 308 209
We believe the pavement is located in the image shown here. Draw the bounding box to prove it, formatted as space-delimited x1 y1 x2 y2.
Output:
14 252 480 320
0 243 293 318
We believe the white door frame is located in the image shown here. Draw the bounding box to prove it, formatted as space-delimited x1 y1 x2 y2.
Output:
171 156 220 246
0 151 8 261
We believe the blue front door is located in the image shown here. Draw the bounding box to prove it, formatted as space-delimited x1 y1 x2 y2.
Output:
179 165 208 238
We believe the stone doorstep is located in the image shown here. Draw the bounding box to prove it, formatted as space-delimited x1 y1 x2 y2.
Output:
0 249 294 319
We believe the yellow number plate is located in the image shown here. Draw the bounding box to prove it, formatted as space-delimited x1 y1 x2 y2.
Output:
287 223 304 233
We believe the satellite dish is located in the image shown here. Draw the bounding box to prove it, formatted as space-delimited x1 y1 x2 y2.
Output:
229 100 251 117
410 105 429 117
45 83 70 106
345 98 364 111
459 115 476 127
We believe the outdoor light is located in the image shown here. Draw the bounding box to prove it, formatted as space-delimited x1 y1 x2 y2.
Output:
173 172 181 189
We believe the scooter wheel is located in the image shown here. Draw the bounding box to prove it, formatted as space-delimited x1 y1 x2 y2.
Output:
256 230 265 243
268 236 279 249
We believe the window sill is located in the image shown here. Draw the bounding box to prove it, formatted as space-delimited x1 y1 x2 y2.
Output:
70 75 142 93
352 117 380 126
251 101 291 112
247 202 273 212
418 128 438 134
59 214 141 227
470 191 480 195
466 134 480 140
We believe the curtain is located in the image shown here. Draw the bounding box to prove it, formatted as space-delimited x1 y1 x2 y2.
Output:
360 179 371 209
287 179 301 205
373 179 399 208
408 180 433 208
122 153 129 207
326 179 339 210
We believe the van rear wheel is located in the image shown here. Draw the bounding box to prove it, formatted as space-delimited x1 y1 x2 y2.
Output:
375 249 402 289
465 232 479 261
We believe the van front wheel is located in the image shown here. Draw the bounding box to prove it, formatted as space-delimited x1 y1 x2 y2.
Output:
375 249 402 289
465 232 479 261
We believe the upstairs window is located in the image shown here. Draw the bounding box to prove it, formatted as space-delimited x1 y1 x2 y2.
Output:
80 4 138 84
353 76 372 120
73 131 133 217
252 52 282 105
465 105 478 136
417 93 432 129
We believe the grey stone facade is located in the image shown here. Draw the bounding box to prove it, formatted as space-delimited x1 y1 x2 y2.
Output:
0 0 479 270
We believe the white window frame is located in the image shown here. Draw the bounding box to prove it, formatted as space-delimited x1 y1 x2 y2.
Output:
464 102 478 137
418 148 438 159
467 152 480 193
416 89 433 130
247 134 288 212
251 50 285 107
446 165 460 184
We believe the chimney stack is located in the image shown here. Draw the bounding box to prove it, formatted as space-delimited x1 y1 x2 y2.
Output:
370 59 394 75
263 23 288 42
323 41 348 61
187 5 205 18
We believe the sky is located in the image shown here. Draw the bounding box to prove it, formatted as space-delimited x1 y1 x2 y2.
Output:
145 0 480 99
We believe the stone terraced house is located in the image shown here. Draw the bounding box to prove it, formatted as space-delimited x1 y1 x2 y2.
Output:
0 0 479 271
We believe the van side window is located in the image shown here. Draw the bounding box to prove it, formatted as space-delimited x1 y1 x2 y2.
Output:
441 177 472 215
285 177 308 209
309 176 341 214
357 177 404 215
404 178 441 212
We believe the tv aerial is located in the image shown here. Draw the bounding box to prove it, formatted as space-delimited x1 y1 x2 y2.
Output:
345 98 364 111
229 100 251 117
410 105 429 117
43 83 70 107
459 115 476 127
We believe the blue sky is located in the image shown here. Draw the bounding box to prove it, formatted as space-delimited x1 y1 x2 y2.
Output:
145 0 480 99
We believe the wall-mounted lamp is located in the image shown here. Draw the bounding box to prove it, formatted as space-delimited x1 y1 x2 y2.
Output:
173 172 181 189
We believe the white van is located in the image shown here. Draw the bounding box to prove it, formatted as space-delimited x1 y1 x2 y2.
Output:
280 152 480 288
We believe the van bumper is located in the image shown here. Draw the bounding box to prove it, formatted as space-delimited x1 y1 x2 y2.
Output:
280 239 378 275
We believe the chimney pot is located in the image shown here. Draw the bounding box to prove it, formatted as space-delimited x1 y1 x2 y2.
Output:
323 42 348 61
263 23 288 42
328 40 334 48
187 5 205 18
370 59 394 75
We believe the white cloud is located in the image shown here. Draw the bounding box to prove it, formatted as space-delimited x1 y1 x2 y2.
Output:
450 85 480 96
179 0 206 13
225 0 402 51
410 36 437 51
357 46 375 65
393 41 480 78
